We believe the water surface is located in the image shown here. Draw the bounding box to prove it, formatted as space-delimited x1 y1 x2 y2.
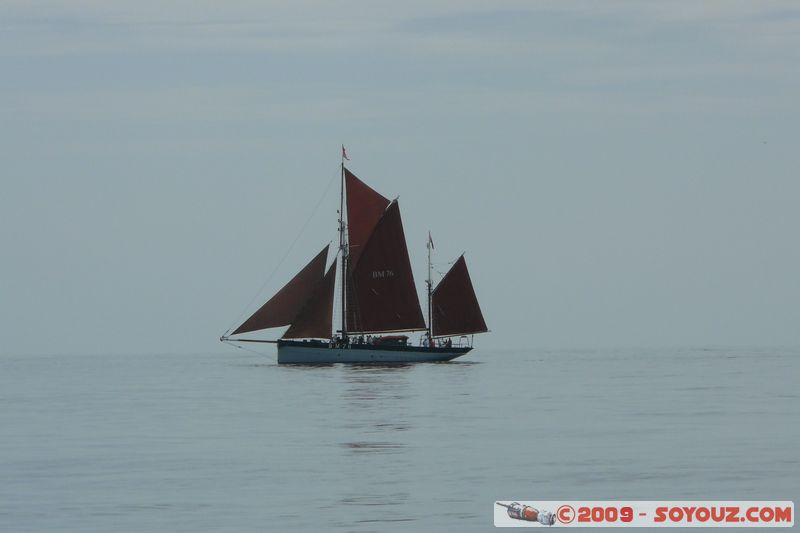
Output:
1 347 797 531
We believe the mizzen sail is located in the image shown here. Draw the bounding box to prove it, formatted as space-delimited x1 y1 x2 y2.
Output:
232 245 329 335
431 255 488 337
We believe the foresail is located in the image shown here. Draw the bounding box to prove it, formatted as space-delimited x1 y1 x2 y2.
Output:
346 200 426 333
283 261 336 339
431 255 488 337
232 245 329 335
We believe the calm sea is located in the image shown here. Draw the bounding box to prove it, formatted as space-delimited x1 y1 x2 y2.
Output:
1 347 797 531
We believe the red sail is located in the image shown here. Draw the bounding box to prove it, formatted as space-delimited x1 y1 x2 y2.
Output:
346 200 426 333
432 255 488 337
345 167 390 267
232 245 329 335
283 261 336 339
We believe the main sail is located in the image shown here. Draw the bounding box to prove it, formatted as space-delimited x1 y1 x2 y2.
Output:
232 245 330 336
344 168 425 333
431 255 488 337
344 168 390 266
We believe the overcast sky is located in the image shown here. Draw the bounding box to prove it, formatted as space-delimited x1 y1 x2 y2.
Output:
2 1 799 355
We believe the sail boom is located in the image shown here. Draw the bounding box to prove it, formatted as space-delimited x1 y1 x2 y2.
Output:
432 330 488 339
223 338 279 344
346 327 428 335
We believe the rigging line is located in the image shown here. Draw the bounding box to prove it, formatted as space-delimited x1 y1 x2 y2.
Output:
431 258 460 268
223 339 271 357
223 169 339 336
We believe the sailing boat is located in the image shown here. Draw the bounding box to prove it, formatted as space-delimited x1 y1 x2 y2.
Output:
221 161 488 363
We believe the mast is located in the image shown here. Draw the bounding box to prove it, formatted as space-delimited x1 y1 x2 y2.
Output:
427 232 433 340
339 158 347 340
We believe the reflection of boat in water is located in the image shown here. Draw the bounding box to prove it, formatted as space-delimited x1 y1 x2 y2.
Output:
221 154 488 364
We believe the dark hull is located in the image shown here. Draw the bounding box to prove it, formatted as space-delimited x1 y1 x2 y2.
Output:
276 340 471 364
